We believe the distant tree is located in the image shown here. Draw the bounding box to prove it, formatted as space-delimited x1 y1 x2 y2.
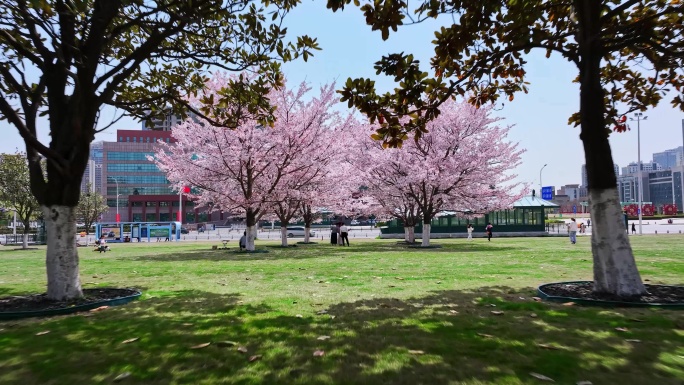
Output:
351 101 525 247
75 184 108 246
327 0 683 295
0 152 40 249
0 0 318 300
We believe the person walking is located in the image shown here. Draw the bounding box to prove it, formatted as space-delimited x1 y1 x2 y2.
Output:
467 224 474 240
485 223 493 241
631 222 636 234
568 218 577 244
340 223 350 246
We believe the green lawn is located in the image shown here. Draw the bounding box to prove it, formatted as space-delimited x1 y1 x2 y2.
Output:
1 236 683 385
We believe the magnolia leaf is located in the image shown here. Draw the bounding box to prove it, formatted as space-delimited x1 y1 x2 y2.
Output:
536 343 561 350
317 335 331 341
190 342 211 349
529 372 555 382
35 331 50 336
313 350 325 357
182 323 193 326
476 333 494 338
237 346 249 353
90 306 110 312
615 327 629 332
625 339 641 343
216 341 238 347
407 350 424 355
249 354 262 362
113 372 132 382
562 302 576 306
532 297 542 302
576 382 593 385
296 314 303 318
491 311 504 315
121 337 139 344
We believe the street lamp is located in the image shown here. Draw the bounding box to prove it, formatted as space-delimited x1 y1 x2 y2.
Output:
539 164 548 192
630 113 647 235
109 177 120 223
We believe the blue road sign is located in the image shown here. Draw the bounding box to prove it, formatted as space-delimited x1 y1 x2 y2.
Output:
637 208 641 214
573 205 577 214
541 186 553 200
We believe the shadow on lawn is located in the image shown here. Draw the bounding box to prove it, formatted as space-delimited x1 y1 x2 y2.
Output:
130 242 525 263
1 287 682 385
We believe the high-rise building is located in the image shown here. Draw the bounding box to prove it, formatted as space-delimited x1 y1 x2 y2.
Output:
622 161 663 175
80 141 103 194
557 184 580 201
581 164 619 188
653 146 684 169
101 129 222 223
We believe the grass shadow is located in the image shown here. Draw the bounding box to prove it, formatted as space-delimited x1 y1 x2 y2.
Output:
1 287 682 384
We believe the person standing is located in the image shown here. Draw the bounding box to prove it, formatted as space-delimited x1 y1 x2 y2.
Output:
467 224 474 240
631 222 636 234
329 223 338 245
568 218 577 244
340 223 350 246
485 223 493 241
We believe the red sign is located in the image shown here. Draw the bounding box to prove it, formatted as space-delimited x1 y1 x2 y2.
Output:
183 186 191 194
115 213 121 223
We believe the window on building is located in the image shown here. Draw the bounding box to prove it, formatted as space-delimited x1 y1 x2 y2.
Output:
159 202 170 207
146 201 157 207
145 213 157 222
119 137 123 142
126 137 130 142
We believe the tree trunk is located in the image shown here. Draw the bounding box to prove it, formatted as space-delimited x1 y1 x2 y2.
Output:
304 226 311 243
245 209 257 251
421 223 431 247
43 205 83 300
22 230 29 249
404 226 415 243
280 226 288 247
590 188 645 295
576 0 645 296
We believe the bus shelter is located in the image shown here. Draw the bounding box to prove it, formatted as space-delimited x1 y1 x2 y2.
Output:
95 221 181 242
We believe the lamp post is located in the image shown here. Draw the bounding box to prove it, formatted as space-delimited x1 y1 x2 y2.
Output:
630 113 647 235
539 164 548 192
110 177 120 223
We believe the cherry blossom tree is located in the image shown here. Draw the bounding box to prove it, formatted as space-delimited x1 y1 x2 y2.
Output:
353 100 525 246
154 73 354 250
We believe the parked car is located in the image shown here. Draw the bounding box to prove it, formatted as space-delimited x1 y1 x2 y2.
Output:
350 219 360 226
286 226 315 238
107 231 116 238
180 227 189 234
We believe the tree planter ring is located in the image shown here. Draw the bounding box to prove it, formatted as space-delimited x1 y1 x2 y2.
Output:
0 289 142 320
229 249 269 254
537 281 684 309
296 242 318 245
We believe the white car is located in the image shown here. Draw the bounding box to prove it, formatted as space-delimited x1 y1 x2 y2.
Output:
286 226 316 237
350 220 360 225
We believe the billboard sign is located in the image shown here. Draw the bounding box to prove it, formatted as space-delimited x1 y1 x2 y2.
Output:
541 186 553 200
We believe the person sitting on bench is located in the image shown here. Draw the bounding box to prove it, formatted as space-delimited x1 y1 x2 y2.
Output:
95 236 109 253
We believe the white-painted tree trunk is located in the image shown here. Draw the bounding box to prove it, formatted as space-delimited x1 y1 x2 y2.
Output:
246 225 256 251
404 226 416 243
590 188 646 296
280 226 288 247
338 230 343 245
421 224 431 247
22 232 28 249
43 205 83 300
304 227 311 243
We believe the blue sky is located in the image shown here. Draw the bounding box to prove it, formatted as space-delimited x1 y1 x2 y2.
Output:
1 0 683 190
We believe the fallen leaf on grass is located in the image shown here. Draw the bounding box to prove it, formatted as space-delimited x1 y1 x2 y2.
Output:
476 333 494 338
530 313 538 318
529 372 555 382
388 285 396 288
449 310 459 314
237 346 249 353
436 281 442 284
121 337 139 344
629 318 645 322
625 339 641 343
562 302 576 306
317 335 331 341
407 350 424 355
190 342 211 349
90 306 109 312
532 297 542 302
536 343 561 350
216 341 238 347
249 355 262 362
113 372 131 382
35 331 50 336
491 311 504 315
313 350 325 357
615 327 629 332
395 277 404 280
391 268 397 270
295 314 303 318
181 323 193 326
576 381 593 385
316 310 328 315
